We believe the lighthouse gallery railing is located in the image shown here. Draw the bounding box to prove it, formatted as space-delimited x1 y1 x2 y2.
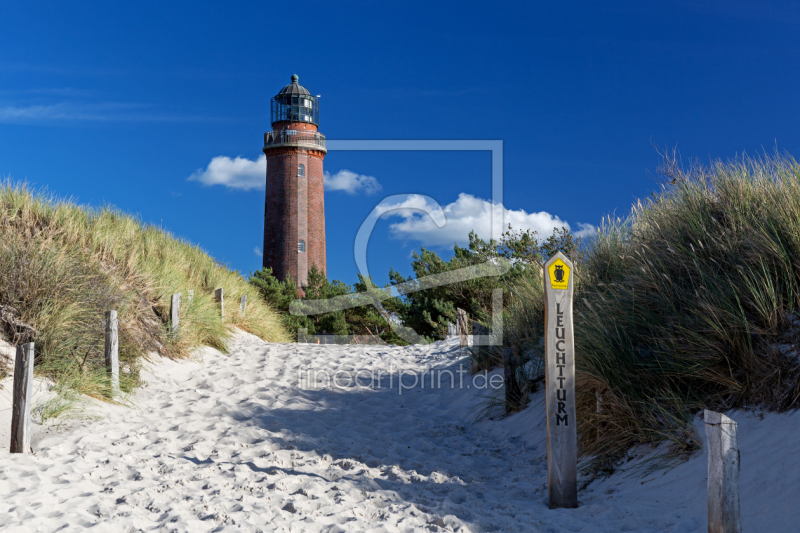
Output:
263 130 326 151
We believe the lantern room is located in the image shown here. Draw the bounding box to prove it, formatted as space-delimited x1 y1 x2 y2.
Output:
270 74 319 126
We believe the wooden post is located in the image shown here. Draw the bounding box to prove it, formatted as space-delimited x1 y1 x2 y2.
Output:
705 410 741 533
457 308 469 348
503 348 523 414
447 322 457 337
240 294 247 314
457 308 477 372
170 292 180 334
10 342 34 453
105 310 119 395
187 289 194 303
215 288 224 318
544 252 578 509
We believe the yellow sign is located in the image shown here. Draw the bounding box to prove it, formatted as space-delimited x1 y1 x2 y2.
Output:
548 259 570 290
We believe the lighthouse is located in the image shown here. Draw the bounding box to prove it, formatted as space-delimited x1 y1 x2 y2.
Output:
262 74 327 290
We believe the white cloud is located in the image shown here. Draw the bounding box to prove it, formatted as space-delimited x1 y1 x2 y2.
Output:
377 193 584 247
188 154 266 191
0 102 212 123
573 222 599 239
188 158 381 196
254 247 263 257
324 169 381 195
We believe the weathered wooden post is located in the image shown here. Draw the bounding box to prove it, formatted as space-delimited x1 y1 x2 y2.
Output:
457 308 477 372
544 251 578 509
187 289 194 303
105 310 119 395
503 348 523 414
240 294 247 314
215 288 224 318
457 308 469 348
705 410 741 533
170 292 180 334
10 342 34 453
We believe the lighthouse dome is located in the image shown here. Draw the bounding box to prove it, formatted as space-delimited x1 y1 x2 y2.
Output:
276 74 311 97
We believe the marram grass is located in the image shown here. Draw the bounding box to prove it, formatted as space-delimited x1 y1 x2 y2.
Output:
505 154 800 462
0 181 290 402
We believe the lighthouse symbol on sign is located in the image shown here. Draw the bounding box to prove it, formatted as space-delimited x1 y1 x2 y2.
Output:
262 74 327 294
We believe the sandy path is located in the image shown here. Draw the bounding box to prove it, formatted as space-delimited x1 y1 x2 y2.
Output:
0 332 798 532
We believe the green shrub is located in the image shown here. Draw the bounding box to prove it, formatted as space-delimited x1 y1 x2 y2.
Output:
389 227 578 346
250 265 408 344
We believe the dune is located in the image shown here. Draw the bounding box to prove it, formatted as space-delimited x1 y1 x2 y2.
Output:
0 331 798 532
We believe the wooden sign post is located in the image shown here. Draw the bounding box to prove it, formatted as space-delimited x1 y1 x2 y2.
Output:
544 251 578 509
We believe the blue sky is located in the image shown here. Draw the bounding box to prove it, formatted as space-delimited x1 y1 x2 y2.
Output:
2 1 799 285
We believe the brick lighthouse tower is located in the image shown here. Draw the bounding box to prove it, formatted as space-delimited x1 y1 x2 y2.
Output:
262 74 327 290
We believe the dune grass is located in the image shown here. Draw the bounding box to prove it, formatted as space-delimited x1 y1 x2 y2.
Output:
503 154 800 462
0 181 290 403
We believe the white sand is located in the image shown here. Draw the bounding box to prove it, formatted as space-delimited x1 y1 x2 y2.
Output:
0 331 798 532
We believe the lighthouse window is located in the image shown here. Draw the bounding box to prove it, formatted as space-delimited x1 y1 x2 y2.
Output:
298 240 306 253
297 164 305 177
